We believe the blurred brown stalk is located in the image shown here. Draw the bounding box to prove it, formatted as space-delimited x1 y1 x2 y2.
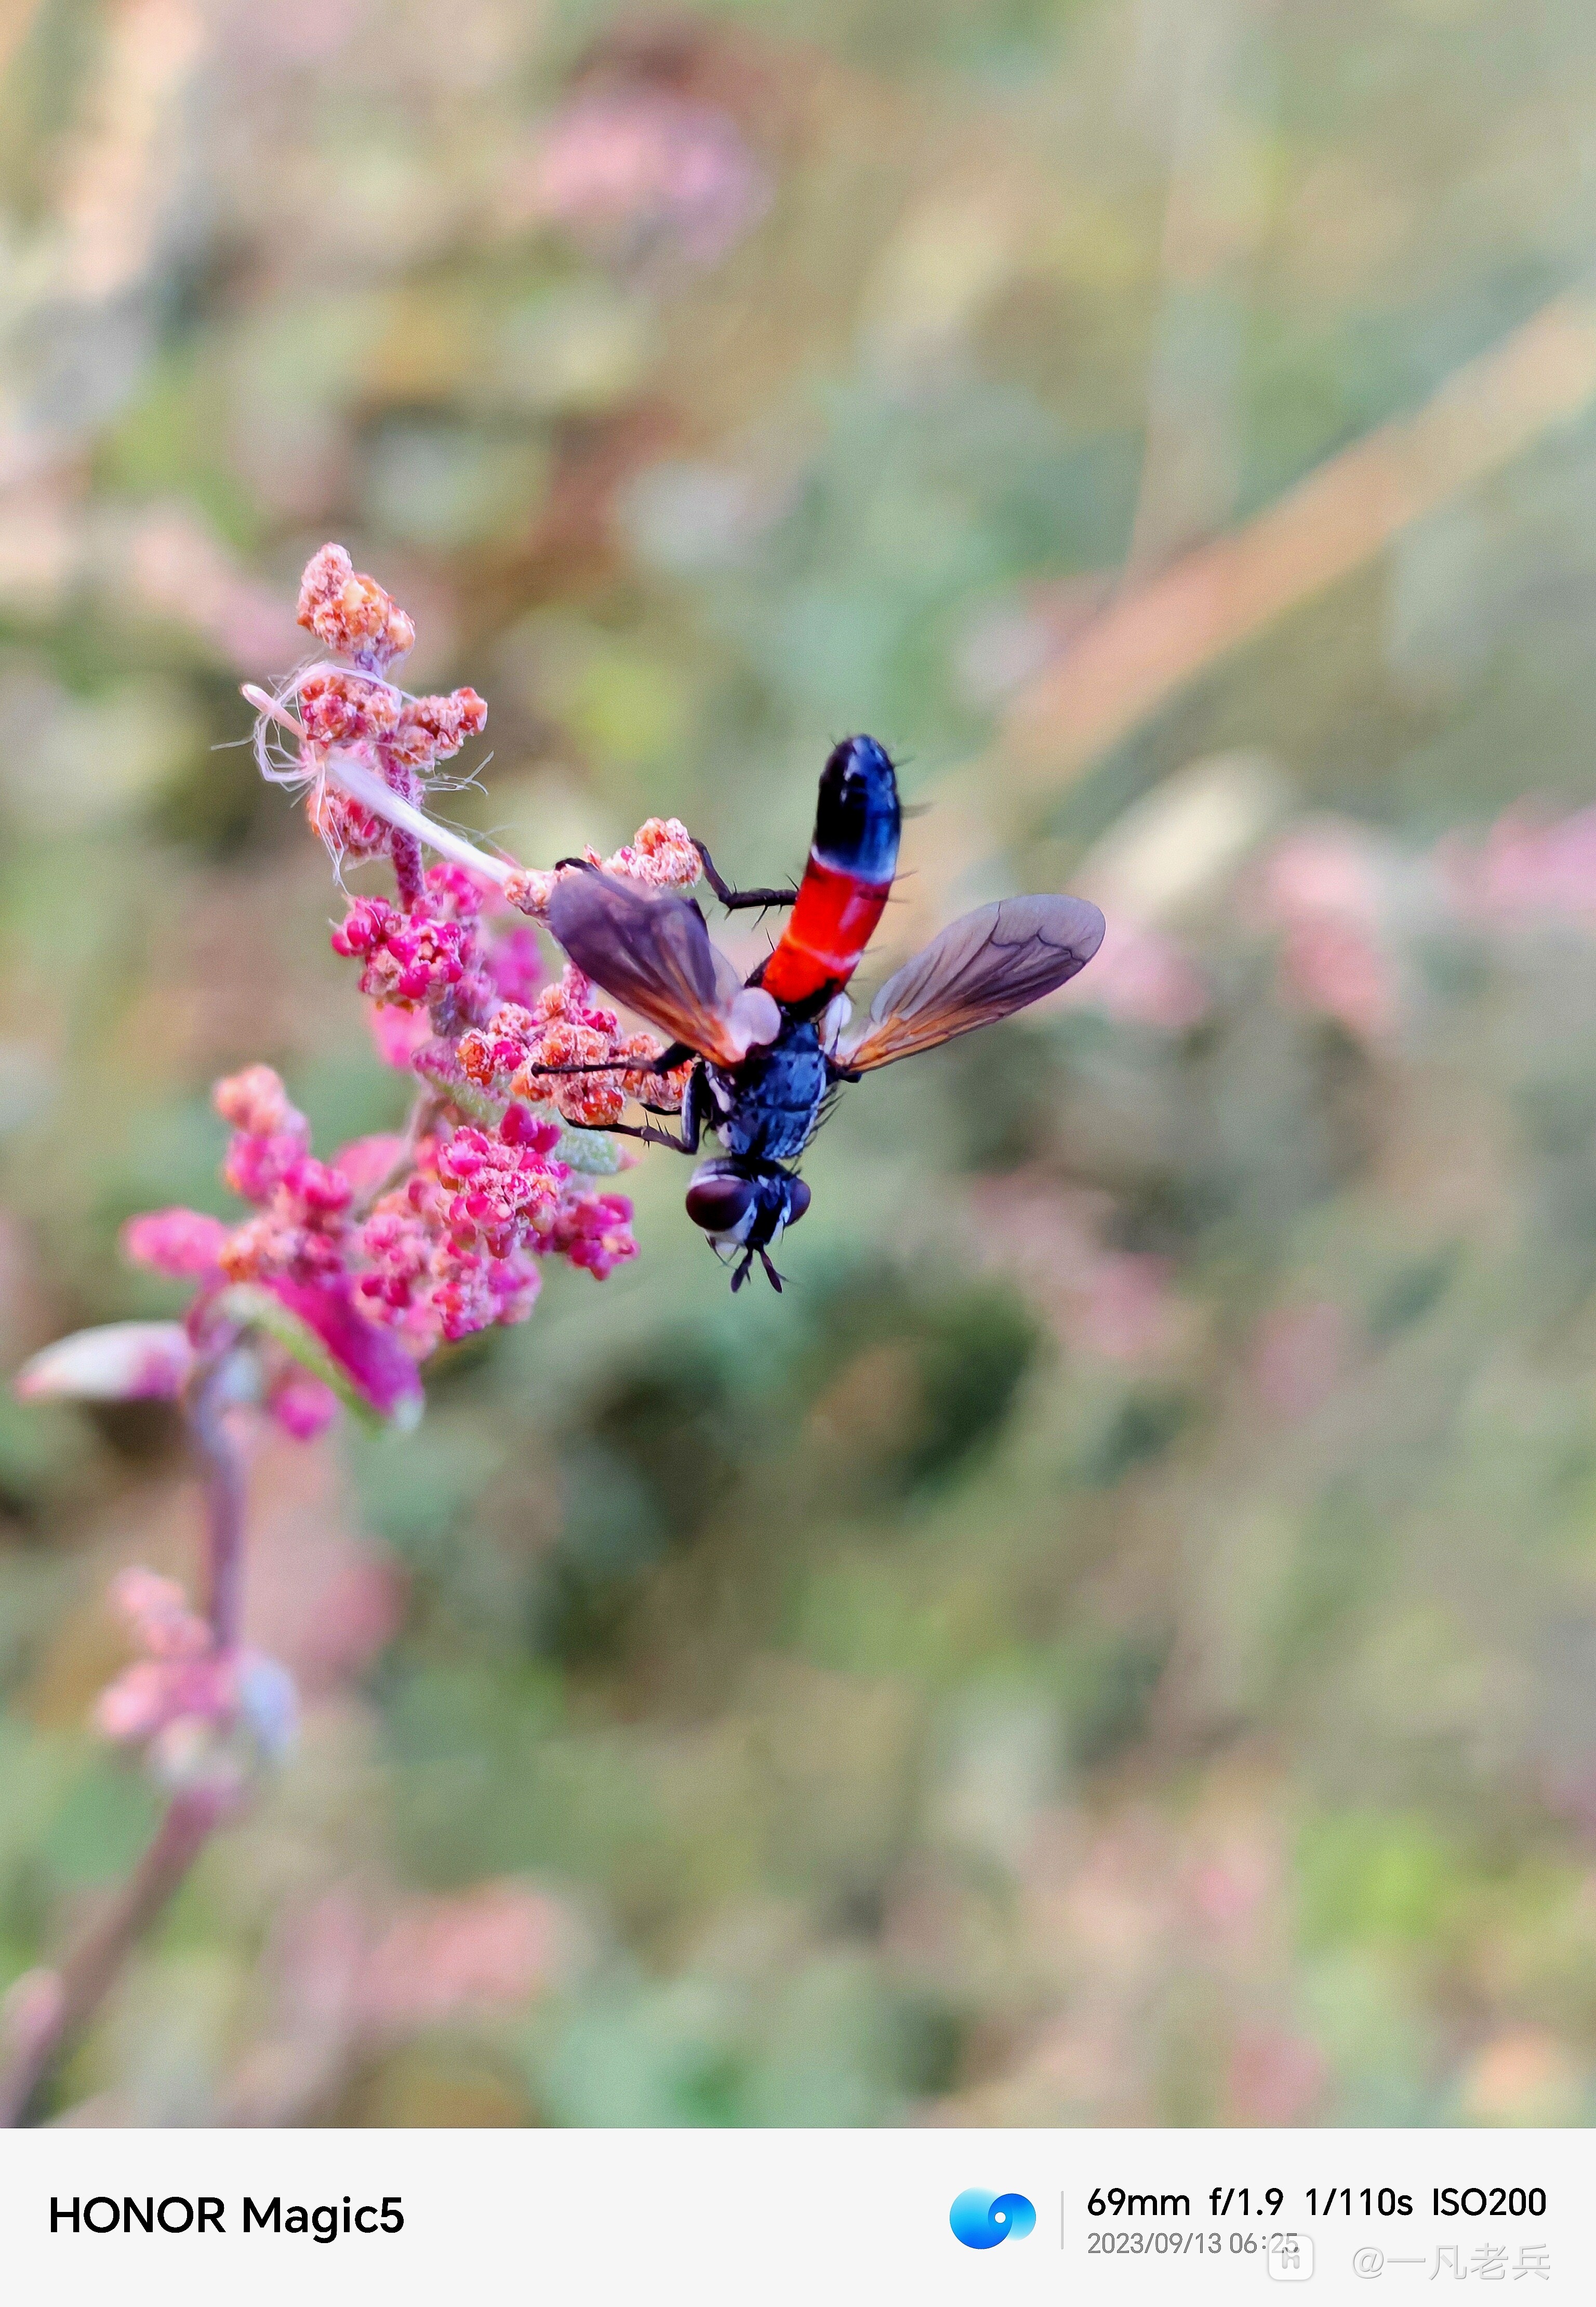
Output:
913 289 1596 916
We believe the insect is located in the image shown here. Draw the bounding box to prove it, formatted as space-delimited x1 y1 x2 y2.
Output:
540 736 1105 1291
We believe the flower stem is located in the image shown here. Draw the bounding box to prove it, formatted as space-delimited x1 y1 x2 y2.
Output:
0 1356 249 2124
386 768 425 911
0 1787 228 2125
189 1351 247 1652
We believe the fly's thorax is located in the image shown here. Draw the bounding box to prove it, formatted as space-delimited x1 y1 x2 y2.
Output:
741 1015 824 1084
704 1018 829 1159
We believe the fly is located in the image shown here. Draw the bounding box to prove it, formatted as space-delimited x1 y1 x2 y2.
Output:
537 736 1105 1291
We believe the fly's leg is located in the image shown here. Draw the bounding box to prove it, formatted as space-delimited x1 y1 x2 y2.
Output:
634 1067 706 1147
727 1247 785 1294
534 1061 707 1157
514 1041 695 1079
548 844 791 911
672 1067 707 1154
556 1115 695 1155
692 841 797 914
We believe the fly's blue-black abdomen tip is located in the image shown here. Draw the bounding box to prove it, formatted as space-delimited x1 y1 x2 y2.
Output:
814 735 901 882
823 733 894 775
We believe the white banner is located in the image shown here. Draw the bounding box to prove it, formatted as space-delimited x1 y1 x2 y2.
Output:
0 2126 1579 2304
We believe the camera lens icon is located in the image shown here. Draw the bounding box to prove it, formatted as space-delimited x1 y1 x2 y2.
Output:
949 2190 1036 2249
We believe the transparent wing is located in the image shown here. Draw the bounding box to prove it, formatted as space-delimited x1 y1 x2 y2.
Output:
546 870 779 1067
834 894 1105 1072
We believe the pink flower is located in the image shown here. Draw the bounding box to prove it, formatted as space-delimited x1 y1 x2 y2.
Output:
597 815 701 890
183 1065 598 1406
354 1113 573 1345
367 1002 433 1071
259 1276 425 1426
296 542 415 670
96 1657 227 1743
14 1321 195 1402
1442 802 1596 928
487 923 543 1006
254 554 491 911
110 1568 209 1658
332 892 469 1008
1252 1301 1350 1419
213 1063 297 1138
1225 2030 1325 2126
543 1190 638 1282
215 1066 312 1204
268 1371 340 1441
1256 823 1397 1042
457 964 687 1128
358 1882 564 2031
329 1134 407 1200
95 1566 298 1774
527 89 769 269
122 1208 231 1279
12 535 708 2067
1079 921 1209 1033
1074 1251 1178 1362
500 820 699 924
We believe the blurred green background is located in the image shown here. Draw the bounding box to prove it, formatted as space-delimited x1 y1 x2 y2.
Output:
6 0 1596 2125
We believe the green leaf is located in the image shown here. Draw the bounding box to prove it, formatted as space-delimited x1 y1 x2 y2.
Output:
216 1283 398 1435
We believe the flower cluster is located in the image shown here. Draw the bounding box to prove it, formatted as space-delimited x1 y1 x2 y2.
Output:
1256 820 1397 1044
31 545 708 1438
525 85 770 271
243 552 722 1413
125 1061 643 1418
361 1118 560 1343
500 812 700 921
458 962 694 1126
96 1569 296 1792
260 543 488 907
331 864 493 1025
1442 801 1596 929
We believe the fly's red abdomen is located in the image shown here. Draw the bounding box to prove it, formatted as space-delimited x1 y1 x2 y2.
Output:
761 736 900 1007
761 855 893 1004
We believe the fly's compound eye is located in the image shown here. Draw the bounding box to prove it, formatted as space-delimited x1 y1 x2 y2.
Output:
784 1177 812 1225
686 1171 756 1238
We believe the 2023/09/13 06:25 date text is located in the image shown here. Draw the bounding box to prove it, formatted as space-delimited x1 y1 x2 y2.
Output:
1086 2231 1304 2257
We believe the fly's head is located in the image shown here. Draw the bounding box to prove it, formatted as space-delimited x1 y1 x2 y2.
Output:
685 1157 811 1293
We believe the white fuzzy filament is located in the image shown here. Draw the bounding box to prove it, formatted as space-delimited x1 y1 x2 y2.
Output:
241 683 516 891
